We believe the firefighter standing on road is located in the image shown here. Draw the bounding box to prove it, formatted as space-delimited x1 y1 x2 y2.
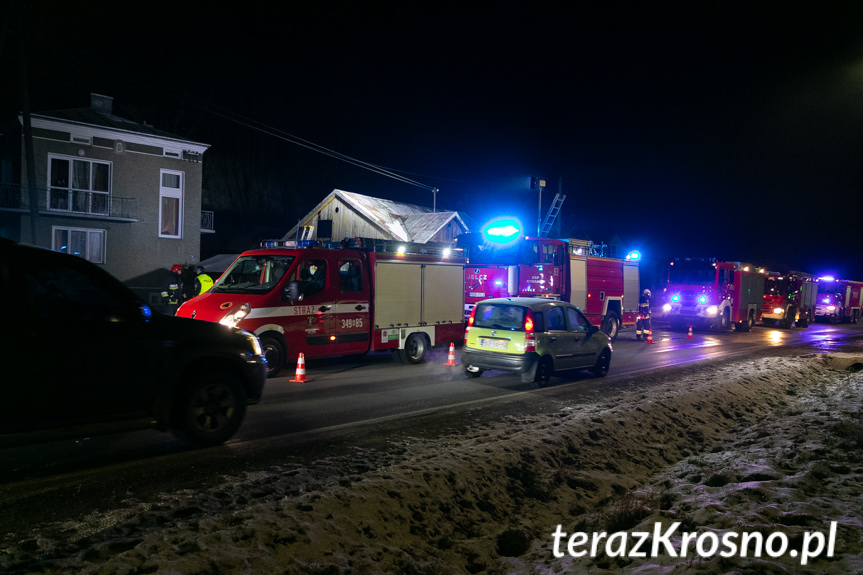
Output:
161 264 184 315
636 288 652 341
194 265 214 296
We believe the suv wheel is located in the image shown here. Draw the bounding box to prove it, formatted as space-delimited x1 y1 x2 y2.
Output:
261 336 285 378
593 350 611 378
172 373 247 447
534 356 554 387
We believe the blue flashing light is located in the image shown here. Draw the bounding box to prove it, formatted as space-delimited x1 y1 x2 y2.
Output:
626 250 641 261
482 217 523 245
819 275 835 282
698 295 708 304
671 294 680 302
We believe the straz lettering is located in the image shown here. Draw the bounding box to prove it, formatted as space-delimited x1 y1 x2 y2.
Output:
293 305 317 315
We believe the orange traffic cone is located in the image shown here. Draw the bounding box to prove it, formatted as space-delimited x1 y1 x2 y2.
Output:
646 329 654 344
445 342 457 366
687 325 693 338
290 352 311 382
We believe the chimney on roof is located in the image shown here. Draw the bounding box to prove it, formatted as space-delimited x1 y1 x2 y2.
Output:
90 93 113 115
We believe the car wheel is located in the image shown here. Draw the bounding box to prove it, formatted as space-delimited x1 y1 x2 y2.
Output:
403 333 427 364
593 349 611 378
601 312 621 342
534 356 554 387
463 364 483 378
171 373 247 447
260 336 284 378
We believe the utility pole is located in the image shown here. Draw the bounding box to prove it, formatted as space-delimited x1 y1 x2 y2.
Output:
531 177 546 236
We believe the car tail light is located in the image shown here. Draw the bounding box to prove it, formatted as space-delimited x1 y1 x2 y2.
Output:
466 306 477 336
525 310 536 352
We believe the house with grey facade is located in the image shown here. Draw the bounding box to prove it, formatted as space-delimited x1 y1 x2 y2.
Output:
0 93 210 309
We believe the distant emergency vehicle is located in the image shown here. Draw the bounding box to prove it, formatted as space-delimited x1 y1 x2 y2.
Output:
814 277 863 324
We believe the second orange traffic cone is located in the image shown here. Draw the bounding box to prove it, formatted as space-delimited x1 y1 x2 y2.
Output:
445 342 457 366
646 329 654 344
687 325 693 338
290 352 311 382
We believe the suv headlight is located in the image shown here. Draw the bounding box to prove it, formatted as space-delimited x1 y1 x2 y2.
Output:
239 329 264 356
220 303 251 328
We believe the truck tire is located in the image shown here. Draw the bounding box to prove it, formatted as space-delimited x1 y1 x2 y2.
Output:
737 310 755 332
260 336 285 378
601 312 621 342
171 373 247 447
798 312 810 328
403 333 427 364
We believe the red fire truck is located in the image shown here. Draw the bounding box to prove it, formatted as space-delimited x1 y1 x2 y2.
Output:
814 277 863 324
761 271 818 328
177 239 465 377
454 232 639 341
660 258 765 332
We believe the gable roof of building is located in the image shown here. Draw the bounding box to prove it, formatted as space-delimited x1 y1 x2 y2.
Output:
285 189 471 243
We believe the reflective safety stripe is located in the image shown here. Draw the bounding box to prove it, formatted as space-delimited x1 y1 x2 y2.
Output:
246 303 369 319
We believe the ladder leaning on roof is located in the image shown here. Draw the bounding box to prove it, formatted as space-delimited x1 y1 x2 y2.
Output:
539 193 566 237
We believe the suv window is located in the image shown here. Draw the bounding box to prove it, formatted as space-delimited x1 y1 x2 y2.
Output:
474 303 526 331
546 306 566 330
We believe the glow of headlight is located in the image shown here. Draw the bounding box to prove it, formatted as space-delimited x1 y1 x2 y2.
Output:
706 305 718 316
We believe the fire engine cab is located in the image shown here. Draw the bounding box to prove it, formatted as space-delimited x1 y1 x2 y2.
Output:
177 239 465 377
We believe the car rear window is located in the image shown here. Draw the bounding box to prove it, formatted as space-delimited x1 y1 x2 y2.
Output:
473 303 527 331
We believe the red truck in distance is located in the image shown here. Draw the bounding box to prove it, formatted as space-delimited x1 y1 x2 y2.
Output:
661 258 765 332
814 277 863 324
761 271 817 328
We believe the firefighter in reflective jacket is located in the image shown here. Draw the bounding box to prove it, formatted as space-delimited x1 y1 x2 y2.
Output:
194 265 214 295
161 264 184 315
636 288 652 341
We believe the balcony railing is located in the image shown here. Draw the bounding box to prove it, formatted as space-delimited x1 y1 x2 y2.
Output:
1 183 138 221
201 210 215 232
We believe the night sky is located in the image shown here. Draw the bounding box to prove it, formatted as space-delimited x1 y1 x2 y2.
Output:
4 1 863 280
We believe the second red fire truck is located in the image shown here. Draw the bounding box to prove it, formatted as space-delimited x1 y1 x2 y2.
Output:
454 230 639 341
761 271 818 328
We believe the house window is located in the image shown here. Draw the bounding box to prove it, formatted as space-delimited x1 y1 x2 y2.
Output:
159 169 184 238
52 226 106 263
48 155 111 215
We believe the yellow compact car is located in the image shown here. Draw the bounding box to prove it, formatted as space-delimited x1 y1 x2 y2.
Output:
462 297 612 385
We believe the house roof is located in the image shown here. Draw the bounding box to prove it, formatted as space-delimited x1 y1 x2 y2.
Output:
285 189 471 243
27 94 209 151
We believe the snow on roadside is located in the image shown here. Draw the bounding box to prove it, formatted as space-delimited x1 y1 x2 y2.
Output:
3 353 862 574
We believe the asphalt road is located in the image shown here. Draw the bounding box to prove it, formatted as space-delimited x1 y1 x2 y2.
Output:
2 321 862 533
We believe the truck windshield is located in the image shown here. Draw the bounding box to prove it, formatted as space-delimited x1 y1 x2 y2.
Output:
211 255 294 294
667 260 717 285
459 235 557 266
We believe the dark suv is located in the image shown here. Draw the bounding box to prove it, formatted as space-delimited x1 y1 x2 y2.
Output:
0 238 267 447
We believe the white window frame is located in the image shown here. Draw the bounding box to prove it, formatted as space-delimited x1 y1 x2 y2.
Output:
52 225 107 264
159 169 184 239
47 154 112 215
